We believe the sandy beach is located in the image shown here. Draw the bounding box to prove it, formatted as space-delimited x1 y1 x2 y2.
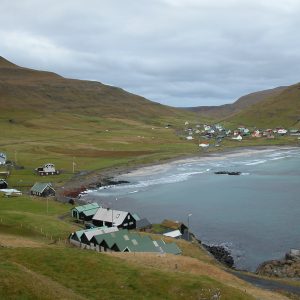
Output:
56 145 299 202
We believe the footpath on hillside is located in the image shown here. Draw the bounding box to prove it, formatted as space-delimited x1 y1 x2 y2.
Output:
229 270 300 296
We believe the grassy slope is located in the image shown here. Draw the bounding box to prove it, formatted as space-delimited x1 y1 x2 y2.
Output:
185 86 286 119
227 82 300 128
0 56 202 190
0 196 290 300
0 56 191 122
185 83 300 129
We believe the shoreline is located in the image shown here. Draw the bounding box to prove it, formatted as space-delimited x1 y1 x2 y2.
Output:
56 144 300 274
56 144 298 203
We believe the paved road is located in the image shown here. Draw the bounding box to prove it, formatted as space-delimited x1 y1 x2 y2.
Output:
229 270 300 296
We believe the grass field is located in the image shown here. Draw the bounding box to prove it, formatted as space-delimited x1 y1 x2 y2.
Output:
0 196 296 300
0 196 289 300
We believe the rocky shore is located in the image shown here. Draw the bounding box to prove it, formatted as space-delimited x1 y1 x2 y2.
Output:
256 249 300 278
202 243 235 268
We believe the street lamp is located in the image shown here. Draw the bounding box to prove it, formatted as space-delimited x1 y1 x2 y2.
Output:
111 197 118 227
187 213 192 241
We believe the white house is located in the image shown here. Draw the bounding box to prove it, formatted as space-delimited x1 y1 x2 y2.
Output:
186 136 194 140
277 129 287 135
92 208 136 229
232 135 243 141
199 143 209 148
0 153 6 165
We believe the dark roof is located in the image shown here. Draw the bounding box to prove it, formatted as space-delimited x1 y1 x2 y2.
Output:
31 182 54 194
136 218 151 229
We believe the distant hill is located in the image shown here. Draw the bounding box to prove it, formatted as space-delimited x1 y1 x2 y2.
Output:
0 56 188 122
185 86 286 120
184 83 300 128
228 82 300 128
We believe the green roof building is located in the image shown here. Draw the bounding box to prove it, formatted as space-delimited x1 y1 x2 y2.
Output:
30 182 55 197
71 203 100 221
89 229 181 254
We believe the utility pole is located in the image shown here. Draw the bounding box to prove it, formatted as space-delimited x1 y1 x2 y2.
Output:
72 157 76 173
187 213 192 241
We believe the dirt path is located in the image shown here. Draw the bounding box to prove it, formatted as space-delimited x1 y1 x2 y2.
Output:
229 270 300 297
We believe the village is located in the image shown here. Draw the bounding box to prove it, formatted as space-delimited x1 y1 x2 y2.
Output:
178 122 300 148
0 151 193 257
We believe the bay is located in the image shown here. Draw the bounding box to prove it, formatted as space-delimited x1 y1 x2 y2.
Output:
83 147 300 271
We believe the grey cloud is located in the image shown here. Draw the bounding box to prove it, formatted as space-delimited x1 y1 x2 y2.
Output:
1 0 300 107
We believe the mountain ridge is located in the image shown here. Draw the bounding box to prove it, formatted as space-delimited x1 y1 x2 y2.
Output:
0 56 189 122
184 86 287 120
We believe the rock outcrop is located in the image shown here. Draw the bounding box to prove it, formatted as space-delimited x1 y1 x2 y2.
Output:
202 244 234 268
256 249 300 278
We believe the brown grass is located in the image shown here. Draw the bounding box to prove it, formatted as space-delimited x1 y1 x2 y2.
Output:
0 233 46 248
108 252 290 300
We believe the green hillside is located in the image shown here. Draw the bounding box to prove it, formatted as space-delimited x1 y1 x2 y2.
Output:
227 82 300 128
0 56 201 190
184 82 300 128
0 56 190 122
184 87 286 120
0 196 287 300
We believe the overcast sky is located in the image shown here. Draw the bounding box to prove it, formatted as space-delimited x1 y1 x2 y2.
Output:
1 0 300 107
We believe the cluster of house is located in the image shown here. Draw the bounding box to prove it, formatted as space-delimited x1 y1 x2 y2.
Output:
0 153 22 196
182 122 300 148
69 203 181 254
0 156 59 197
0 177 55 197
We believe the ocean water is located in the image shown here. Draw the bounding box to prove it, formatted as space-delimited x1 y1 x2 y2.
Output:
83 147 300 271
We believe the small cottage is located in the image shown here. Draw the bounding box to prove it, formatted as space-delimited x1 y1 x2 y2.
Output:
161 219 188 235
232 135 243 141
30 182 55 197
0 179 8 189
71 203 100 221
92 207 136 229
0 153 6 165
